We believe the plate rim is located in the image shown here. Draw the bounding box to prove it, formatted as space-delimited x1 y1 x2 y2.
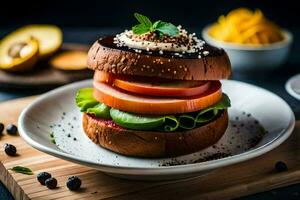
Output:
18 79 295 175
285 73 300 100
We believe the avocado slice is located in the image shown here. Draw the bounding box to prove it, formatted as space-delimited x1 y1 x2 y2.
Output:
0 37 39 72
0 25 62 58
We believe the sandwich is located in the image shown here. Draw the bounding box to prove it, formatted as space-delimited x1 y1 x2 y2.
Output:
76 13 231 157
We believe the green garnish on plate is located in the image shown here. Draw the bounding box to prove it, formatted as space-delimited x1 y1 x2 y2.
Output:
9 166 33 175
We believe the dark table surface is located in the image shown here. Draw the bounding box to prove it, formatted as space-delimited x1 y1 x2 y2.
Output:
0 28 299 200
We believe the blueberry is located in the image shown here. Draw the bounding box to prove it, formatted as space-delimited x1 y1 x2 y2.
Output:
37 172 52 185
0 123 4 134
66 176 82 191
275 161 288 172
4 143 17 156
6 124 18 135
45 177 57 189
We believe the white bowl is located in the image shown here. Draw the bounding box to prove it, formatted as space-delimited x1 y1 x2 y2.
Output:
202 25 293 72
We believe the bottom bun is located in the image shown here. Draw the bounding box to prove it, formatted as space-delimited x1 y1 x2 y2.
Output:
82 110 228 158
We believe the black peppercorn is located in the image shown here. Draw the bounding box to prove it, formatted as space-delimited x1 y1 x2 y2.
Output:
45 177 57 189
66 176 82 191
275 161 288 172
4 143 17 156
37 172 52 185
0 123 4 135
6 124 18 135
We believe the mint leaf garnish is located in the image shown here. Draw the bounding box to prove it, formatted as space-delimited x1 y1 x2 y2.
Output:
9 166 33 175
132 24 150 35
153 21 179 37
134 13 152 28
132 13 179 36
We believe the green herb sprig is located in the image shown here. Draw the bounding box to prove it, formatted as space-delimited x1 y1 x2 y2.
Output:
9 166 33 175
50 132 56 144
132 13 179 37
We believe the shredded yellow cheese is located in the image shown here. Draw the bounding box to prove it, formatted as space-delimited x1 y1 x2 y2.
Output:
208 8 284 45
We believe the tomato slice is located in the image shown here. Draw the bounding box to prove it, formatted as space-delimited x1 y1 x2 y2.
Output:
94 70 115 84
93 81 222 115
113 79 210 97
94 71 210 97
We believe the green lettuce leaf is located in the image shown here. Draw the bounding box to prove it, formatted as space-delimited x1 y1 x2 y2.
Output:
110 108 165 130
163 116 180 132
75 88 231 132
110 108 180 131
87 103 111 119
76 88 111 119
178 114 197 129
195 93 231 123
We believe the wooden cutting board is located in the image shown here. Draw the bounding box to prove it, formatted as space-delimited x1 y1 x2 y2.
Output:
0 44 93 90
0 96 299 200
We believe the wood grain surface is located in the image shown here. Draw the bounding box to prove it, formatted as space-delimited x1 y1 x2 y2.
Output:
0 96 299 200
0 44 92 89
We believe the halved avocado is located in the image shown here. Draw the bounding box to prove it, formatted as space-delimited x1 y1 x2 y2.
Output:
49 50 88 71
0 25 62 58
0 37 39 72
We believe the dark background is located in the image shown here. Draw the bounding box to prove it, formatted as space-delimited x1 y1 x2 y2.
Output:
2 0 300 29
1 1 300 200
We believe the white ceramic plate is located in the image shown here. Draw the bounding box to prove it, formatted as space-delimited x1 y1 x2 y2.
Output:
19 80 295 180
286 73 300 100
